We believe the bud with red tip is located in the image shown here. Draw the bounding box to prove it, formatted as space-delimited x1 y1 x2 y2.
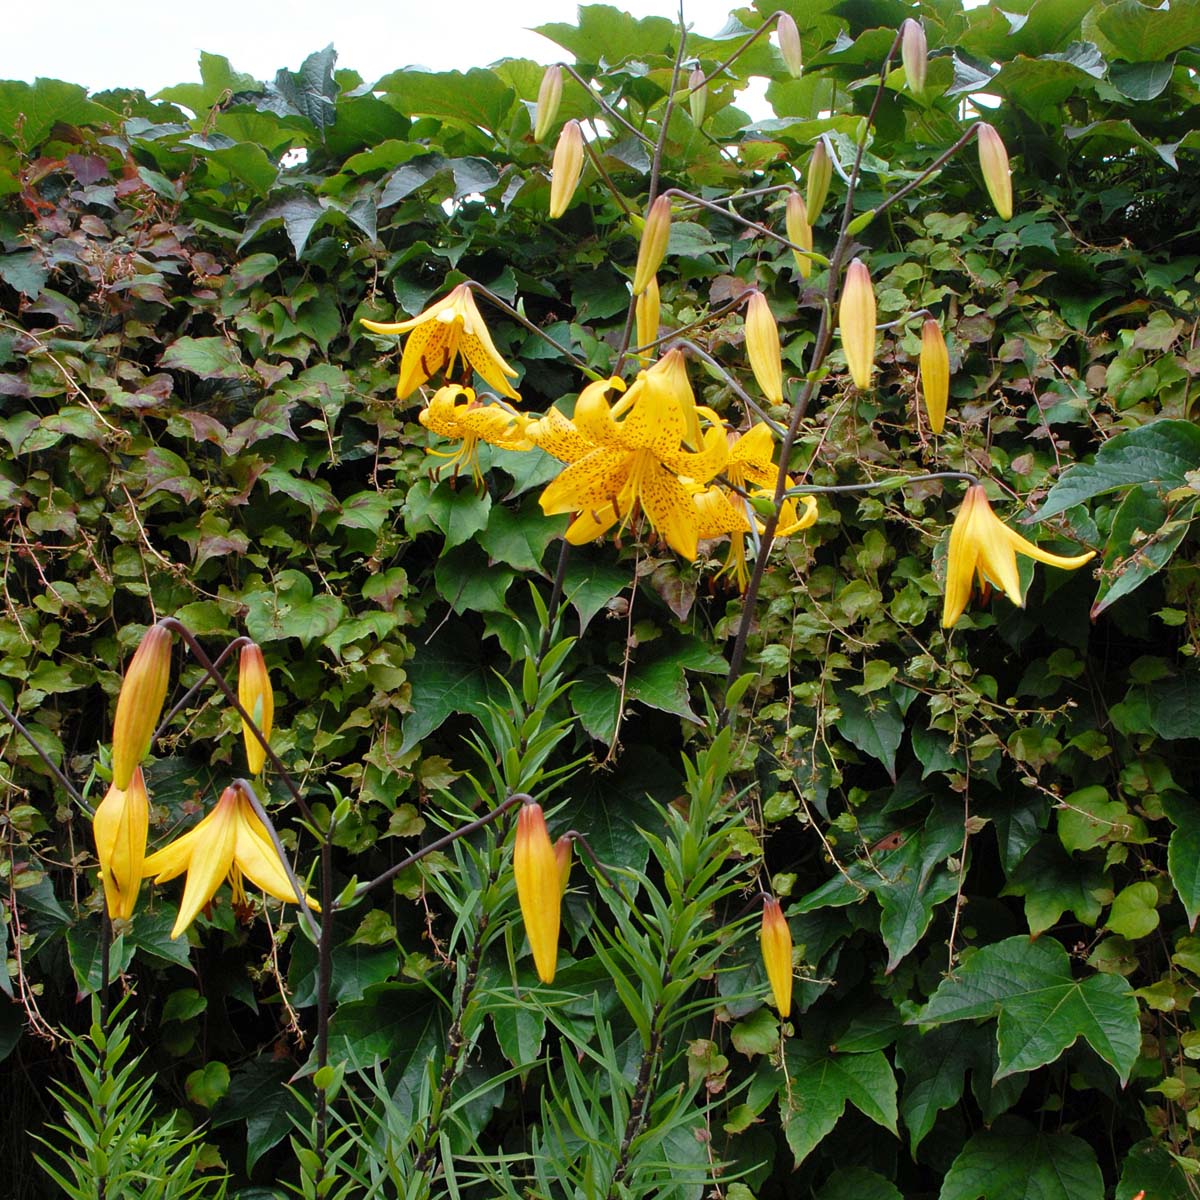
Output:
633 195 671 296
514 801 563 983
238 642 274 775
838 259 877 390
806 138 832 220
920 318 950 434
111 622 172 790
549 120 585 219
900 19 927 94
760 897 793 1016
785 190 813 279
745 291 784 405
977 123 1013 221
93 766 150 921
777 13 803 78
533 64 563 143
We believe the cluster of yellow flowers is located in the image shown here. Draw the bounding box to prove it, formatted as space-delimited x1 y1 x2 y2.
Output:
92 627 315 938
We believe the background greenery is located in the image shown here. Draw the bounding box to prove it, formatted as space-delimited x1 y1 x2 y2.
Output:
2 0 1200 1196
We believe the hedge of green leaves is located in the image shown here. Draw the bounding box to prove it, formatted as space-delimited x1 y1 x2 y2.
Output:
3 1 1200 1197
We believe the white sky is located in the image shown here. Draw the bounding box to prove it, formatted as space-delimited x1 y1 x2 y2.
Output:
2 0 748 94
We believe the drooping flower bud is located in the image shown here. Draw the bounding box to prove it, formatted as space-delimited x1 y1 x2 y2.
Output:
636 274 660 361
806 138 832 221
533 64 563 143
838 259 877 390
760 897 793 1016
745 291 784 405
238 642 274 775
93 766 150 921
900 19 927 94
549 119 585 219
554 834 573 899
111 622 172 790
514 801 563 983
920 318 950 434
785 190 813 279
688 67 708 127
976 122 1013 221
777 13 803 78
632 195 671 296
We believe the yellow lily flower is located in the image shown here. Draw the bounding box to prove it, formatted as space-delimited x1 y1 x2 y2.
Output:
143 784 317 938
111 622 172 790
514 801 563 984
760 896 793 1016
942 484 1095 628
238 642 273 776
360 283 521 402
537 351 727 560
419 385 533 484
93 766 149 921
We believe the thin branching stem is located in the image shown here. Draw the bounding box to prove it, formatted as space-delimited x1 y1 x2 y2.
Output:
468 283 594 375
561 65 656 148
152 636 249 742
0 695 90 813
691 11 789 90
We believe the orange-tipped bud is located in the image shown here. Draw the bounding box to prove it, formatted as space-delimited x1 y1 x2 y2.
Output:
977 122 1013 221
93 766 150 921
238 642 274 775
900 19 927 94
838 259 877 390
785 191 813 279
745 291 784 405
760 897 793 1016
920 318 950 434
777 13 803 78
514 802 562 983
632 195 671 296
111 622 172 790
806 138 832 221
636 274 660 361
688 67 708 127
533 65 563 143
549 120 585 219
554 834 573 899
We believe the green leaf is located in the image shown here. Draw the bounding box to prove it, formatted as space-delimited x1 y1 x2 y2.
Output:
435 544 515 615
1001 839 1106 935
896 1024 988 1155
562 556 630 632
242 570 345 646
1107 881 1160 939
1117 1137 1195 1200
1058 786 1144 854
186 1060 231 1109
404 478 492 550
159 335 248 380
0 252 47 299
1036 419 1200 520
1096 0 1200 61
213 1058 304 1173
127 906 194 969
1165 796 1200 929
834 689 903 781
817 1167 903 1200
477 497 561 573
326 982 446 1068
240 191 329 258
916 935 1140 1083
731 1007 778 1056
0 79 116 148
374 68 515 135
780 1047 898 1167
570 667 621 744
1145 670 1200 740
940 1117 1102 1200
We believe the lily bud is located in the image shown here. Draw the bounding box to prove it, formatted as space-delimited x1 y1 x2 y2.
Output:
761 897 793 1016
514 801 563 983
900 19 927 94
238 642 274 775
554 834 573 899
920 318 950 434
785 190 813 279
806 138 832 221
93 767 150 921
111 622 172 790
688 67 708 127
838 259 877 390
745 291 784 405
533 64 563 143
777 13 803 78
977 122 1013 221
636 274 660 361
549 119 585 219
632 194 671 296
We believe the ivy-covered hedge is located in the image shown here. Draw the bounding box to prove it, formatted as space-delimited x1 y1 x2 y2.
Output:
2 2 1200 1198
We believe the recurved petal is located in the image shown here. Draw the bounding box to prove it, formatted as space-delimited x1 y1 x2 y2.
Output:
572 379 632 450
396 320 454 400
361 290 460 337
526 406 596 463
776 493 818 537
565 502 622 545
663 425 729 485
539 449 631 516
971 497 1026 608
234 798 317 909
1001 524 1096 572
942 486 982 628
694 486 750 538
170 788 239 938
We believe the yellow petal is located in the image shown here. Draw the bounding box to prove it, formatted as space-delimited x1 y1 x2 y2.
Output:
786 191 813 279
533 64 563 144
942 486 982 627
169 788 239 938
234 796 318 910
806 138 832 221
638 460 701 560
526 405 596 463
539 449 631 516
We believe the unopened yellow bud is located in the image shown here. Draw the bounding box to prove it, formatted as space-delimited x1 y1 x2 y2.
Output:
549 119 585 219
920 318 950 434
745 291 783 405
900 19 927 94
636 274 660 360
632 194 671 296
238 642 274 775
688 67 708 127
977 122 1013 221
111 622 172 790
838 259 876 390
777 13 803 78
785 191 812 279
533 65 563 144
554 834 573 899
761 897 793 1016
93 767 149 921
514 801 563 984
806 139 832 220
